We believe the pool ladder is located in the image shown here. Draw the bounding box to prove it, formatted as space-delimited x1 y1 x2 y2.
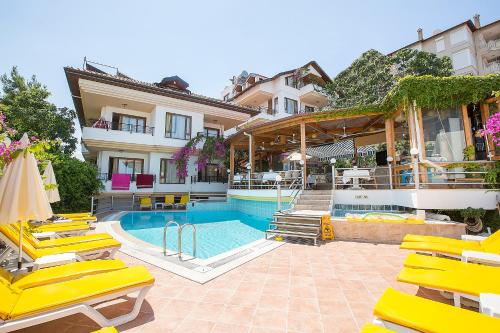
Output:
163 220 197 259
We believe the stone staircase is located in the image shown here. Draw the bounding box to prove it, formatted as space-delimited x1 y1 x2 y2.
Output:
292 190 332 212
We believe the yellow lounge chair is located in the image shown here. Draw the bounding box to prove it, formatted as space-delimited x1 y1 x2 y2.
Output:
164 194 175 209
403 230 500 244
0 225 121 264
403 253 493 271
0 260 127 289
400 231 500 258
360 324 395 333
139 197 152 210
13 224 112 249
28 220 91 237
372 288 500 332
0 266 154 331
397 263 500 307
175 194 189 209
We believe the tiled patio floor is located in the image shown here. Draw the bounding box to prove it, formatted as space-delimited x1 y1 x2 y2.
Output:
14 241 451 333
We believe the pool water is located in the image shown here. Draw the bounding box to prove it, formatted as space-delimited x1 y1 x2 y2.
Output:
120 210 271 259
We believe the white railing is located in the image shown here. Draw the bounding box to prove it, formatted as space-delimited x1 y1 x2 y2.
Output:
229 170 303 190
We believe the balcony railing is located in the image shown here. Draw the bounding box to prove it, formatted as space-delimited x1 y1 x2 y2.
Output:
97 173 156 182
86 119 155 136
191 175 228 184
484 61 500 74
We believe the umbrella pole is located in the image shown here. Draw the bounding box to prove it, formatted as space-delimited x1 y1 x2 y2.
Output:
18 221 23 270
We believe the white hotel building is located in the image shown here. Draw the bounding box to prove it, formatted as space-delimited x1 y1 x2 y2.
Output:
65 62 257 196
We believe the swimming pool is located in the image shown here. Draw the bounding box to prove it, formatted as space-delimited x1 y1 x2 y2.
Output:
120 210 271 259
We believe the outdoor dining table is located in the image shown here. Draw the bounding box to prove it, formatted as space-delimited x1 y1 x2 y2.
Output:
342 167 371 189
261 172 279 183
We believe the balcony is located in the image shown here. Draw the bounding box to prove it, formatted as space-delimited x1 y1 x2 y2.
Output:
484 61 500 74
236 84 274 107
299 83 328 107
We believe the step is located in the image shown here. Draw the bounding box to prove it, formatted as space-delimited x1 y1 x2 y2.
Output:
297 199 330 204
273 219 321 227
298 194 331 200
272 221 321 229
266 229 320 245
301 190 332 195
293 204 331 210
274 214 323 222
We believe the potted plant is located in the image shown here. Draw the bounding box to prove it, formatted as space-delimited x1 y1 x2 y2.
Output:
460 207 486 234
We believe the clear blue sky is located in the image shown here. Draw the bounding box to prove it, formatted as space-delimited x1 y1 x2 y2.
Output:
1 0 499 108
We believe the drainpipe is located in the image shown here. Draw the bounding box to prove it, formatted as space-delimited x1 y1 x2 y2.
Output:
243 132 252 190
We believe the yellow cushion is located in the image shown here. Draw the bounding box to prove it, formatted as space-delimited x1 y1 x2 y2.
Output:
403 253 491 272
374 288 500 333
59 212 91 217
11 259 127 289
33 238 121 258
140 198 152 206
403 234 474 245
0 278 21 321
0 268 13 285
481 230 500 247
35 233 113 249
397 266 500 297
164 195 174 204
399 240 483 255
92 327 118 333
179 195 188 205
10 266 154 319
360 324 395 333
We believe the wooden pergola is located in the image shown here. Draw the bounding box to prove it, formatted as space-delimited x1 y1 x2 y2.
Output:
226 111 388 187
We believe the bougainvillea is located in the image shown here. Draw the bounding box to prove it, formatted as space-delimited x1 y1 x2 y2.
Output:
0 112 55 175
172 134 227 178
481 112 500 146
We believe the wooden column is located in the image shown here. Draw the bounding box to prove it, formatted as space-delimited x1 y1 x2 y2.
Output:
416 107 428 184
462 104 474 149
229 143 235 177
250 135 255 173
385 118 396 164
300 122 307 188
480 103 494 159
407 105 417 162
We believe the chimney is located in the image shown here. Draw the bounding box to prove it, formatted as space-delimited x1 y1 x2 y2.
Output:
473 14 481 29
417 28 423 41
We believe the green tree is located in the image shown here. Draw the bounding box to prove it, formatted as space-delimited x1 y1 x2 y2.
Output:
0 67 77 155
325 49 453 108
51 156 103 213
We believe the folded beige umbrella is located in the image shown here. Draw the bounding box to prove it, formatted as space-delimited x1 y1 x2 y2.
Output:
43 160 60 203
0 134 53 269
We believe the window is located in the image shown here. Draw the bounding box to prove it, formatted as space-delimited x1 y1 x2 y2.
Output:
112 113 146 133
165 113 191 139
159 159 185 184
198 163 222 182
108 157 143 180
304 105 315 113
204 127 219 137
274 97 279 112
435 37 445 52
452 49 471 70
285 76 298 88
422 107 465 162
284 98 298 114
450 27 467 45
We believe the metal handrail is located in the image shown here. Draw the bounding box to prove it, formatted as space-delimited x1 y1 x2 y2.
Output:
180 223 197 258
163 220 181 257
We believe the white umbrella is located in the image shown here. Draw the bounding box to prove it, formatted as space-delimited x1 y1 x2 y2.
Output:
43 161 60 203
285 152 312 161
0 134 53 269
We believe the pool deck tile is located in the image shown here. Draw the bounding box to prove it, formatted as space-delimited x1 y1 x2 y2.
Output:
14 240 457 333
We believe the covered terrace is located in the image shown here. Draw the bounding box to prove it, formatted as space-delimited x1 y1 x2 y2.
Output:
226 76 500 194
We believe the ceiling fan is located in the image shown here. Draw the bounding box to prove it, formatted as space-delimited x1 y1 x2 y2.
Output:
287 133 298 144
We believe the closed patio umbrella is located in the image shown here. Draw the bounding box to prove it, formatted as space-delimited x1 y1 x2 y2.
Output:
43 160 60 203
285 152 312 161
0 134 53 269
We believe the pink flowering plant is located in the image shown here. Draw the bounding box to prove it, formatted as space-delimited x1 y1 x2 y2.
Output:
172 134 227 178
0 112 55 175
481 111 500 147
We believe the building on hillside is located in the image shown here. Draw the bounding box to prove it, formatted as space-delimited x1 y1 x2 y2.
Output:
221 61 331 132
389 14 500 75
64 59 256 197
